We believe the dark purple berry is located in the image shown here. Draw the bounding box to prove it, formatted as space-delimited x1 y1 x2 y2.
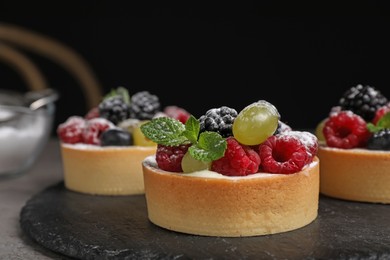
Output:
100 128 133 146
199 106 237 138
339 84 388 122
367 129 390 150
130 91 160 120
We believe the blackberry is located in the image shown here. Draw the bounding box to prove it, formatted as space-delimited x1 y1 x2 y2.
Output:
99 96 130 125
130 91 160 120
199 106 238 138
338 84 388 122
367 129 390 150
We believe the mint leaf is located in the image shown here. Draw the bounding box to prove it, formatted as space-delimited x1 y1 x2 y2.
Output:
377 112 390 129
116 86 130 105
189 131 226 162
103 86 131 105
367 122 382 133
140 117 187 146
182 115 199 144
367 112 390 133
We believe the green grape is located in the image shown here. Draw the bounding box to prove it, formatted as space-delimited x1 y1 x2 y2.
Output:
133 120 157 147
232 100 280 145
118 118 140 134
181 151 211 173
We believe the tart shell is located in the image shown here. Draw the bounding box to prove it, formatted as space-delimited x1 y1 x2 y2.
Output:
318 146 390 204
61 144 156 195
142 156 320 237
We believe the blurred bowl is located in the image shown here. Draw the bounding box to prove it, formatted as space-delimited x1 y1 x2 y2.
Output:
0 89 58 179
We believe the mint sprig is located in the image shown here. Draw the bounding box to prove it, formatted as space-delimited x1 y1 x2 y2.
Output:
141 115 226 162
103 86 130 105
367 112 390 133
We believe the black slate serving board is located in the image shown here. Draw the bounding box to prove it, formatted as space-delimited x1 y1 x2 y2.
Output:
20 182 390 260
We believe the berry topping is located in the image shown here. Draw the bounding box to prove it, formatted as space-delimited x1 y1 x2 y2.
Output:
82 118 115 145
57 116 86 144
211 137 260 176
338 84 388 122
141 116 226 161
99 96 130 125
280 131 318 164
100 128 133 146
258 135 308 174
323 111 371 149
142 101 316 175
199 106 237 138
156 144 191 172
233 100 280 146
164 106 191 124
367 129 390 150
130 91 161 120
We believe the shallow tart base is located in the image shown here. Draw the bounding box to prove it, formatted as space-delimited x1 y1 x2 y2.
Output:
142 156 319 237
61 144 156 195
318 146 390 204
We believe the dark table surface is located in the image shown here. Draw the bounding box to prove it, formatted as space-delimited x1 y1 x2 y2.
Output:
2 138 390 260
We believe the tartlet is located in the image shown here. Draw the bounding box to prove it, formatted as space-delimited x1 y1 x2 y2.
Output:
143 156 319 237
316 84 390 204
61 144 156 195
57 87 190 196
141 100 320 237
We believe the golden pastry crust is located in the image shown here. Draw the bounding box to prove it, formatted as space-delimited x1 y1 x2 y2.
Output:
61 144 156 195
142 157 319 237
319 146 390 204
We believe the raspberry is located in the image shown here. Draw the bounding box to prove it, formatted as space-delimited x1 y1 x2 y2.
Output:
211 137 260 176
323 111 371 149
82 118 115 145
280 131 318 164
84 107 100 120
164 106 191 124
372 104 390 125
57 116 86 144
258 135 308 174
156 143 191 172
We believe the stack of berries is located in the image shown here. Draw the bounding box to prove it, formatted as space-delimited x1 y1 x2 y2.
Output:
57 87 190 147
141 100 318 176
317 84 390 150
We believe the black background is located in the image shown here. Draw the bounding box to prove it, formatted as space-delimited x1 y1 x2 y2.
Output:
1 2 390 134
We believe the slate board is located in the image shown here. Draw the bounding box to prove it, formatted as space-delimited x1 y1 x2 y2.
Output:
20 182 390 260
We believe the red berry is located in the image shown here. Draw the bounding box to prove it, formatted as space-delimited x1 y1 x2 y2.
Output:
82 118 115 145
211 137 260 176
372 104 390 125
164 106 191 124
258 135 308 174
85 107 100 120
323 111 371 149
156 144 191 172
57 116 86 144
280 131 318 164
